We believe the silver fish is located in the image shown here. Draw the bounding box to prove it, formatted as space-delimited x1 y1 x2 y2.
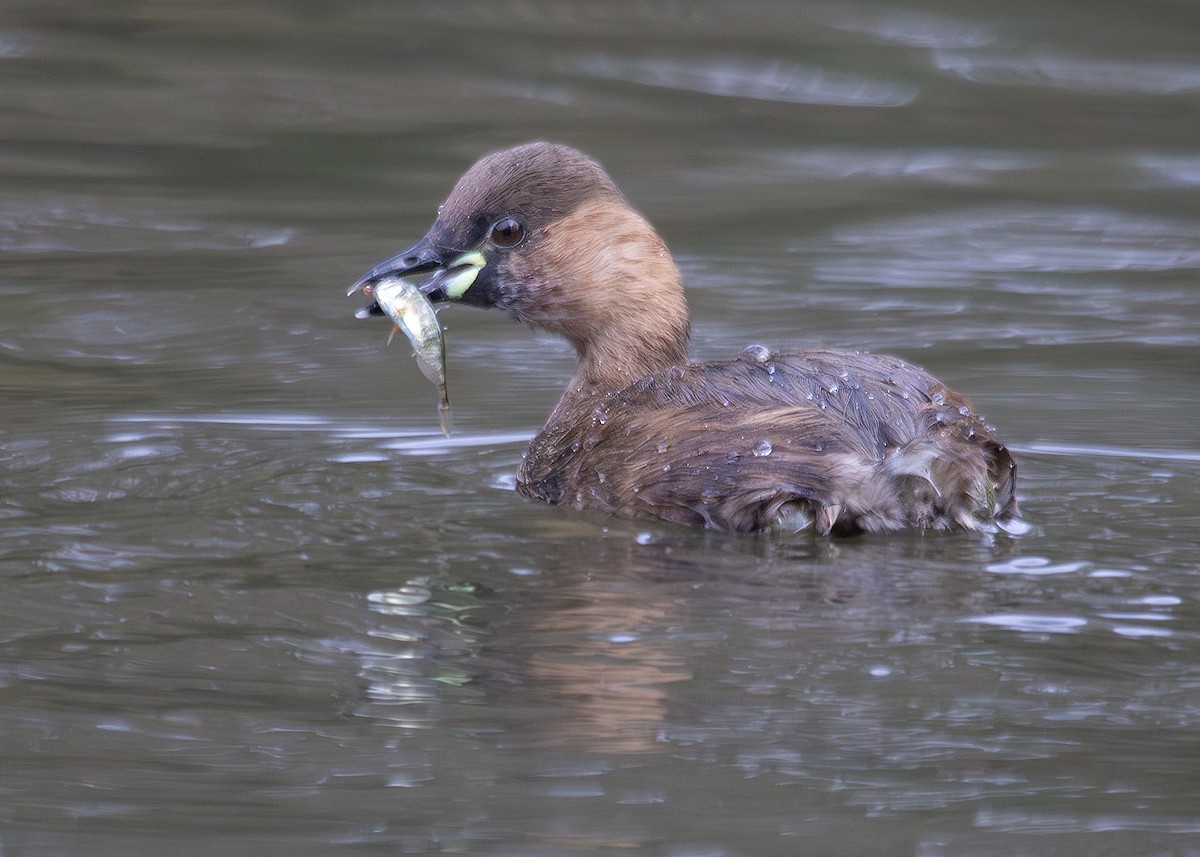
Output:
364 276 452 436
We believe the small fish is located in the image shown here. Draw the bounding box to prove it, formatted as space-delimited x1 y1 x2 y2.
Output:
363 276 452 436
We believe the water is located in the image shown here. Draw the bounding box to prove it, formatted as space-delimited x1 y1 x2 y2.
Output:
3 1 1200 854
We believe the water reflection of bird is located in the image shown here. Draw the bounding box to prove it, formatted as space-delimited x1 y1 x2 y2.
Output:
351 142 1021 536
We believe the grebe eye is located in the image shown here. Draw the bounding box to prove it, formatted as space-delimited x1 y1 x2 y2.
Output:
489 217 525 247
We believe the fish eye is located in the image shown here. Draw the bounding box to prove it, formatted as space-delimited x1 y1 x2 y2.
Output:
488 216 525 248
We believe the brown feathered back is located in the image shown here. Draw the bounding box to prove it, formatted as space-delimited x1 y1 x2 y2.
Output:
518 346 1019 534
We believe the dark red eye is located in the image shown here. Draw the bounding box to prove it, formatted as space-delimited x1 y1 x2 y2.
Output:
489 217 525 247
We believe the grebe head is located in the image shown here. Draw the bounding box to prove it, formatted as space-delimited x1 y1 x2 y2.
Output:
351 142 690 390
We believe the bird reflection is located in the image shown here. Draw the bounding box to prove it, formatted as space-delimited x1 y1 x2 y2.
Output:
353 532 722 754
351 526 1015 755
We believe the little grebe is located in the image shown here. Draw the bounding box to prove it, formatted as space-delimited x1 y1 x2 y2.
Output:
351 142 1021 535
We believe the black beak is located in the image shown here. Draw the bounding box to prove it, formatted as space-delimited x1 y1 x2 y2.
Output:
348 237 446 317
349 235 489 318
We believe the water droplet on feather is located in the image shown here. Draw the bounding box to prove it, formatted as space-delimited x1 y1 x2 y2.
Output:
739 344 772 364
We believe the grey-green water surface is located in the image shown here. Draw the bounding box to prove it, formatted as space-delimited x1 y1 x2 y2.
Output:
2 2 1200 855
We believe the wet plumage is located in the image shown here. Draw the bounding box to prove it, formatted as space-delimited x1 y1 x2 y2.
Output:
520 347 1018 534
350 142 1022 535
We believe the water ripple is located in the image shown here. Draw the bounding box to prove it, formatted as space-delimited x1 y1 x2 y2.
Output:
975 807 1200 834
819 7 994 49
986 557 1089 576
0 29 31 58
0 196 293 254
821 206 1200 278
963 614 1089 634
933 50 1200 95
574 54 918 107
1022 442 1200 464
766 147 1043 184
1133 154 1200 187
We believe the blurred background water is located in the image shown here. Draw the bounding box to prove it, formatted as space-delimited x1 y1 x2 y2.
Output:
2 1 1200 855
